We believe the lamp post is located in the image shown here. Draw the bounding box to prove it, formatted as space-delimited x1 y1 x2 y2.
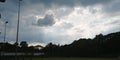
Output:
0 31 1 60
3 21 8 43
2 21 8 60
15 0 22 60
16 0 22 44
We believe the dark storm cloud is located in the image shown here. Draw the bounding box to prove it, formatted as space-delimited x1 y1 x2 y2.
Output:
0 0 19 29
0 0 113 24
79 0 112 6
103 0 120 13
37 14 55 27
27 0 112 7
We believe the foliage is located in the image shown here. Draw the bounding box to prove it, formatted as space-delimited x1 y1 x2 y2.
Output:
41 32 120 57
0 31 120 57
0 41 41 53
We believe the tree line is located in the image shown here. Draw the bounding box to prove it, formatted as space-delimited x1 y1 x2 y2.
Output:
0 41 41 53
41 31 120 57
0 31 120 57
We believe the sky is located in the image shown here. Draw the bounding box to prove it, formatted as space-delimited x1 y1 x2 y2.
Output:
0 0 120 46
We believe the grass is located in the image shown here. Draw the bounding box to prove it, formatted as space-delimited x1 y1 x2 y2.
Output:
15 57 120 60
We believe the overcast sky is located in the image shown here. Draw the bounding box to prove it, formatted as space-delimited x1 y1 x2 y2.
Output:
0 0 120 46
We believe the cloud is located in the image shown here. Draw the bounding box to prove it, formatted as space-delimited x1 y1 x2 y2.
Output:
55 22 73 30
61 22 73 29
27 0 112 7
37 14 55 27
0 0 120 45
103 0 120 13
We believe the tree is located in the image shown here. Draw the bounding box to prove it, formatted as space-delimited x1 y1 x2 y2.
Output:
20 41 28 48
41 32 120 57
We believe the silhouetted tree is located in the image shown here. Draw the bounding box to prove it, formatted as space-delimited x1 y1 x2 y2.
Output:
41 31 120 57
0 31 120 57
20 41 28 48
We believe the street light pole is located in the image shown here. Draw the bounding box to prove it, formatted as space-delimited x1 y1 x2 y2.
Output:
0 31 1 60
16 0 22 44
3 21 8 60
15 0 22 60
3 21 8 43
